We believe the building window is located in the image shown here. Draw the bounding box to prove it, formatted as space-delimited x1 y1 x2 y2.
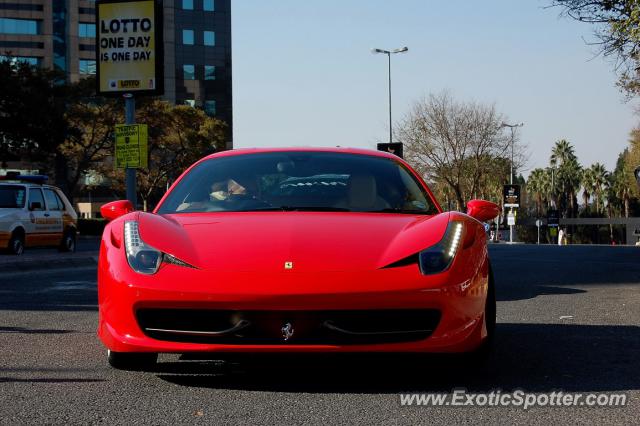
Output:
0 17 41 35
204 65 216 80
184 99 195 107
0 40 44 49
203 0 214 11
78 23 96 38
53 2 67 71
0 3 43 11
203 31 215 46
182 29 194 45
204 100 216 116
79 59 96 75
183 64 195 80
182 0 193 10
0 55 41 67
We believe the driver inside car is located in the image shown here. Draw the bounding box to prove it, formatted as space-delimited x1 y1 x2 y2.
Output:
209 179 247 201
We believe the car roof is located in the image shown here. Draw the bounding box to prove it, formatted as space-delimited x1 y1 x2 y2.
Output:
202 146 402 161
0 182 61 190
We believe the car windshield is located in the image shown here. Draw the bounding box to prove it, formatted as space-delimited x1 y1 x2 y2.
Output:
157 151 439 215
0 185 26 208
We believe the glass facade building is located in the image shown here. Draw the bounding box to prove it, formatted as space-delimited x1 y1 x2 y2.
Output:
0 0 233 147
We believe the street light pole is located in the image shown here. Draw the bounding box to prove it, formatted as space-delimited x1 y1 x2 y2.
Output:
388 52 392 144
372 47 408 144
499 122 524 244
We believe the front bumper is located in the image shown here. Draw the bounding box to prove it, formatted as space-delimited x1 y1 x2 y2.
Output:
98 241 489 354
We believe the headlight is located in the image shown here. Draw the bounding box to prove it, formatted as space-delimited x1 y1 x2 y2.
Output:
418 221 464 275
124 221 195 275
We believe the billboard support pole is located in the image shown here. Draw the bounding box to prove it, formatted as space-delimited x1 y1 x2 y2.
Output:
124 93 137 208
510 208 514 243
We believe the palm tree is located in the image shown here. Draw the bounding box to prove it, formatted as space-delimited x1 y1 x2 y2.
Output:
550 139 576 168
550 139 580 217
611 169 631 218
589 163 609 215
581 168 594 215
527 168 547 216
559 157 582 217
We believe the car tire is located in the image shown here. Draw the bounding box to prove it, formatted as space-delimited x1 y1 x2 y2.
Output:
107 350 158 371
58 229 76 252
8 231 25 255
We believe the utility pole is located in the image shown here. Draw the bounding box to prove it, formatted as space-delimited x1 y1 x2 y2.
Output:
500 122 524 244
372 47 408 143
124 94 137 207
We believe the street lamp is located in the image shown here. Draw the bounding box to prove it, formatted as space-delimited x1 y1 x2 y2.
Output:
499 122 524 244
499 122 524 185
371 46 408 144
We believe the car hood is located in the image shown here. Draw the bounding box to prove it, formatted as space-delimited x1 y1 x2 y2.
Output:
138 211 450 272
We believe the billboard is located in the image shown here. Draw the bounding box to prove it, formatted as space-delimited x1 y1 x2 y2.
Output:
96 0 163 96
503 184 520 208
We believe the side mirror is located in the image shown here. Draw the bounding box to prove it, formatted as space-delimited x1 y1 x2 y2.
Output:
29 201 42 211
467 199 500 222
635 166 640 188
100 200 134 222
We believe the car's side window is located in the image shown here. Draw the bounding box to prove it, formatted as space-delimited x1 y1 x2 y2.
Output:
43 189 61 211
54 192 66 211
28 188 45 211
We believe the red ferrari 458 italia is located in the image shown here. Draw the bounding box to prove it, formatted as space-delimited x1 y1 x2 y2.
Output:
98 147 500 370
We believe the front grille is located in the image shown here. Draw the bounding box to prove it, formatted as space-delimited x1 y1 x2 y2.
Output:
136 309 441 345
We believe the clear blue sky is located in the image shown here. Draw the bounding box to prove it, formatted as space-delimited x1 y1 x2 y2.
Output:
231 0 637 174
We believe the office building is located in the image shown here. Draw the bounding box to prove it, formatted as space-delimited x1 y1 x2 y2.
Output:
0 0 232 144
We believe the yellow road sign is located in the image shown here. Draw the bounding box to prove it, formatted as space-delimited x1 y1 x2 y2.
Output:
115 124 148 169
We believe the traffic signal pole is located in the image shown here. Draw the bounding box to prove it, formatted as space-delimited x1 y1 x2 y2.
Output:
124 94 137 207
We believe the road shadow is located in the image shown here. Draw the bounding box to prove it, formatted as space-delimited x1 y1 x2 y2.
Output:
497 285 586 302
0 326 76 334
488 245 640 302
0 271 97 312
154 322 640 394
0 378 105 384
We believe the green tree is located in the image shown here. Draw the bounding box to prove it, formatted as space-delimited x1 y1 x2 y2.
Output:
581 167 595 214
99 101 227 210
589 162 609 214
549 139 582 217
58 100 122 198
526 168 549 216
0 58 68 184
610 151 633 217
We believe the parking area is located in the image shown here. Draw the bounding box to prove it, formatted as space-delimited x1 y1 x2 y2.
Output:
0 244 638 424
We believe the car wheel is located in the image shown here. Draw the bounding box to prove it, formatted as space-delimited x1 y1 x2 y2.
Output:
8 231 25 255
58 230 76 252
107 350 158 371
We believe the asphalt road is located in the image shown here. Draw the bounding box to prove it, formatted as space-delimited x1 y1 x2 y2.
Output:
0 245 638 424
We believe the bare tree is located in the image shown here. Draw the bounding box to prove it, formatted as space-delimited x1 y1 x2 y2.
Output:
396 91 525 210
